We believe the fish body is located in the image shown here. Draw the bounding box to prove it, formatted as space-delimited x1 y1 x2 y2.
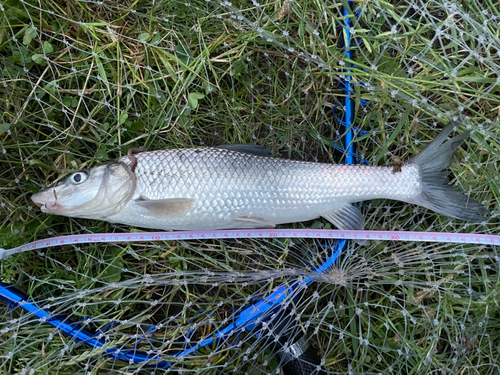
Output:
31 121 488 231
109 149 420 230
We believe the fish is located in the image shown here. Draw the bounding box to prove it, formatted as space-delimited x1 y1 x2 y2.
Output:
31 121 488 232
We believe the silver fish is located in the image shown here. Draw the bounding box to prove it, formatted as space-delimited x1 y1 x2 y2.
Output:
31 121 488 231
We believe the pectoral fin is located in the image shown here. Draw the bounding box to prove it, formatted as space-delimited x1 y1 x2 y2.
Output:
232 215 276 229
135 198 196 217
322 205 368 245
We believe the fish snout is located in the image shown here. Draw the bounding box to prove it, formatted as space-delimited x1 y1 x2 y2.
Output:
31 190 62 211
31 192 47 207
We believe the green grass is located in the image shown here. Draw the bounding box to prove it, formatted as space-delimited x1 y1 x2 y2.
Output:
1 0 500 373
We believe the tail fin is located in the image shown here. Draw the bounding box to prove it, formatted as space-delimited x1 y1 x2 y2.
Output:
408 120 489 221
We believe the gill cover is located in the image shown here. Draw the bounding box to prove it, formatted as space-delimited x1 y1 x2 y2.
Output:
32 162 136 220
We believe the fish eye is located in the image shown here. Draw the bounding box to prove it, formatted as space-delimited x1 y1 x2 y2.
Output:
70 170 89 185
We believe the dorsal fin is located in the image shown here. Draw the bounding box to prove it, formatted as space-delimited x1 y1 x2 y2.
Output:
215 144 273 157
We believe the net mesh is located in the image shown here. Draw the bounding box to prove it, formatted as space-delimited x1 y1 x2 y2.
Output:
1 0 499 373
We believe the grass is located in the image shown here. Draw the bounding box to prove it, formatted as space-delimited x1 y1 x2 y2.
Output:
1 0 500 373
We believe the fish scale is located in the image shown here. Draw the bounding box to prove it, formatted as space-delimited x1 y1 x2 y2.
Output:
113 148 420 230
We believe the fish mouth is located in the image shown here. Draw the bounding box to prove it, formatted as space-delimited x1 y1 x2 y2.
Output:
40 202 63 212
31 192 63 212
32 200 44 208
32 201 63 212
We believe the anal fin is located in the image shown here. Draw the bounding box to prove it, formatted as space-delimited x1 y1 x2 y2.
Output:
322 205 368 245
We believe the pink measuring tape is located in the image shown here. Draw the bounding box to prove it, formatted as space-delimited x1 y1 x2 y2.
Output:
1 229 499 259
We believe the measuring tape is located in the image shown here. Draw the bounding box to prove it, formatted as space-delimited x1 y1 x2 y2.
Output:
1 229 498 259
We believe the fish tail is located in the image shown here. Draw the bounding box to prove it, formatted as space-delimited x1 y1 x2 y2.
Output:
407 120 489 221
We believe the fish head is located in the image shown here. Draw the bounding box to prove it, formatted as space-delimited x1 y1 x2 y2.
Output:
31 162 136 219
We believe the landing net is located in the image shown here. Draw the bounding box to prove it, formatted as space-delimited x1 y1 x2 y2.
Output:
0 0 499 373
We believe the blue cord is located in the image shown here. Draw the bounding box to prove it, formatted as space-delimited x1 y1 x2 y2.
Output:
342 1 356 165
